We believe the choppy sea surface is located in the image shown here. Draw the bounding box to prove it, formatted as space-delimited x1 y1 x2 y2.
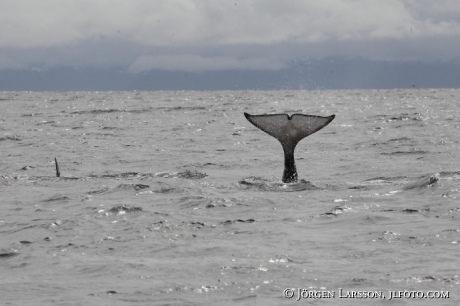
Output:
1 89 459 305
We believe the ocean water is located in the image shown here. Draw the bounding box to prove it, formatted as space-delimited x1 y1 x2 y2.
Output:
0 89 459 305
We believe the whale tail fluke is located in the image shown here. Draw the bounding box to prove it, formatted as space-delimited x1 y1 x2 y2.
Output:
244 112 335 183
55 158 60 178
244 113 335 151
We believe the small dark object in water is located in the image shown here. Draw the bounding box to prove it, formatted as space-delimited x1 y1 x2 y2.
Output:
55 158 60 177
402 208 418 213
222 219 256 225
0 252 18 258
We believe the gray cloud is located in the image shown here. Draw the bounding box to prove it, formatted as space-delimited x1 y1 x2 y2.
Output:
1 0 459 72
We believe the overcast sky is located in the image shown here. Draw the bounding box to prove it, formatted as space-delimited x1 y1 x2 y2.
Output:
1 0 460 90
